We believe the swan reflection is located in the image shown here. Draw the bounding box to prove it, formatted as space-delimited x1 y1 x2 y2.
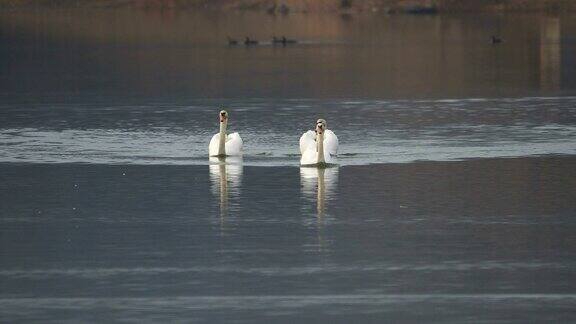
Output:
300 167 339 216
300 166 339 252
209 156 243 229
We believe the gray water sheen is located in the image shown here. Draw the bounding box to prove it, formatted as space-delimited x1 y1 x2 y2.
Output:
1 97 575 166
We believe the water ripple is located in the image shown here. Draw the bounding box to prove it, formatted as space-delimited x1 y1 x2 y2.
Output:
1 97 575 166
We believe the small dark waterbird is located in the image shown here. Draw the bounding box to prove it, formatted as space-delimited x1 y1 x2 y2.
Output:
491 35 503 44
281 36 297 45
244 37 259 46
227 36 238 46
272 36 297 46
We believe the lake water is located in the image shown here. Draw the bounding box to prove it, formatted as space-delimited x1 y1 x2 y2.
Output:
1 9 576 323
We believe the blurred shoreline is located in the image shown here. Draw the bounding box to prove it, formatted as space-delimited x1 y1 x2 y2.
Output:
1 0 576 13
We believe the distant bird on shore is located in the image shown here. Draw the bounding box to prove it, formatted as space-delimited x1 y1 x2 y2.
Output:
227 36 238 46
244 37 259 46
491 35 502 44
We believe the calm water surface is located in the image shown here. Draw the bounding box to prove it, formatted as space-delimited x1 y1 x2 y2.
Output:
1 10 576 323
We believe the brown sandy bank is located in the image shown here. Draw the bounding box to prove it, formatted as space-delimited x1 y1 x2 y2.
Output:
1 0 576 13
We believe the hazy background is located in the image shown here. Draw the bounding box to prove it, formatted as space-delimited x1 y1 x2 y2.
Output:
1 10 576 99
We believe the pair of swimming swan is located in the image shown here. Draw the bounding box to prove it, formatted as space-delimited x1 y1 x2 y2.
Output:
208 110 339 166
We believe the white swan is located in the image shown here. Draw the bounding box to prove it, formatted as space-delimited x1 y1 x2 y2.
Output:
209 110 243 157
300 119 338 166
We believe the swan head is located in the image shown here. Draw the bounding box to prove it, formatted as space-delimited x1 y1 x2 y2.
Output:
315 119 327 134
219 110 228 123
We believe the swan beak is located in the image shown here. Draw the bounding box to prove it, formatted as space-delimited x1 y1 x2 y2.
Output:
316 124 324 134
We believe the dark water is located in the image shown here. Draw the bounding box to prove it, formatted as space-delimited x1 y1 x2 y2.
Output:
1 9 576 323
2 159 576 322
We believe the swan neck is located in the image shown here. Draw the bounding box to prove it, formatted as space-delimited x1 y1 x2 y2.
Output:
218 121 227 156
317 132 325 164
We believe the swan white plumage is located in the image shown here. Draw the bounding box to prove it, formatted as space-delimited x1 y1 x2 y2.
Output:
300 119 338 166
209 110 243 157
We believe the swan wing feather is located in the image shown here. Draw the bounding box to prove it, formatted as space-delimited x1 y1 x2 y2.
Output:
225 132 243 156
209 133 220 156
299 130 316 154
324 130 338 155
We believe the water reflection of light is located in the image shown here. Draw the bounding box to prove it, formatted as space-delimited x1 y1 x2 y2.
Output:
209 156 243 230
300 167 338 253
540 17 561 91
